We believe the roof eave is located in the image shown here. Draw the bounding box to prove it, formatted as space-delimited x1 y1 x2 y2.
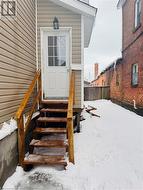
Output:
50 0 97 17
84 16 95 47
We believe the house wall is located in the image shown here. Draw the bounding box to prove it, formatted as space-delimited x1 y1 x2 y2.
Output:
122 0 143 51
91 62 122 101
91 69 112 87
121 0 143 107
37 0 82 108
110 64 123 102
91 74 105 86
0 0 36 187
0 0 36 124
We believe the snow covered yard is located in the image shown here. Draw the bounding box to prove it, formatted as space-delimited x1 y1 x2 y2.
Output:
3 100 143 190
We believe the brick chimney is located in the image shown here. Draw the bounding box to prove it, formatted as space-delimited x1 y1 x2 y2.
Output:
94 63 98 80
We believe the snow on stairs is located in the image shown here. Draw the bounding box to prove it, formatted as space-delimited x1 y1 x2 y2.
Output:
34 127 67 134
37 117 67 123
23 99 68 169
29 139 68 148
24 155 67 166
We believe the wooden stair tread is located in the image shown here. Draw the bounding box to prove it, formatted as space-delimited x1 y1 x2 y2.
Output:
40 108 67 113
24 154 67 166
37 117 67 123
41 100 68 105
34 127 67 134
30 139 68 148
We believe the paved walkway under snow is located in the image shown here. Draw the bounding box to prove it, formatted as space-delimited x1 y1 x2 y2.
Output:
3 100 143 190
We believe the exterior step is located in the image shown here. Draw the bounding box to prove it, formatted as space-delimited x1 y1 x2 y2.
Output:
30 139 68 148
37 117 67 123
40 108 67 113
34 127 67 134
41 100 68 105
24 154 67 166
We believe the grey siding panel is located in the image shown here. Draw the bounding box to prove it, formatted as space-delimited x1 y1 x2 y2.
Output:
0 0 36 124
37 0 82 108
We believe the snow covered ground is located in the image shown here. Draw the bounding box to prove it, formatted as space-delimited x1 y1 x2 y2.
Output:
3 100 143 190
0 119 17 140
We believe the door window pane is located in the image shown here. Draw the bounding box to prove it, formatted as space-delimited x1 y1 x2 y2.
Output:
59 36 66 47
48 35 66 66
59 57 66 66
54 37 58 46
48 47 53 57
48 36 54 46
48 57 54 66
54 46 59 57
59 46 66 57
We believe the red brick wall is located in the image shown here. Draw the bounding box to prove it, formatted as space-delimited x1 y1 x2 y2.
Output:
110 64 123 102
122 35 143 107
91 73 106 86
121 0 143 107
123 0 143 51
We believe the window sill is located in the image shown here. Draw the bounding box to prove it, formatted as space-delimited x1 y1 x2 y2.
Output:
133 23 141 33
131 84 138 88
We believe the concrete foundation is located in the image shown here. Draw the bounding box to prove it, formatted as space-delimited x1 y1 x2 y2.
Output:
0 131 18 188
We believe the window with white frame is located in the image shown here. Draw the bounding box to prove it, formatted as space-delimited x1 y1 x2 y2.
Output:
132 64 138 86
1 0 16 16
135 0 141 28
47 36 66 66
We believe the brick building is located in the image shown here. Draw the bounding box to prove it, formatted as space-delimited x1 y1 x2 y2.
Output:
91 0 143 113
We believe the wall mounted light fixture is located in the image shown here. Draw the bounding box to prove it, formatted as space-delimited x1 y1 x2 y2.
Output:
53 17 59 29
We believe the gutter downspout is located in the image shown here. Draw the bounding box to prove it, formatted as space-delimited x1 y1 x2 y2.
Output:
133 99 137 110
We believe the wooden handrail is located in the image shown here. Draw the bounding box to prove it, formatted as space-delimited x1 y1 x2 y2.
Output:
67 71 75 164
15 69 41 120
15 69 41 166
25 89 41 134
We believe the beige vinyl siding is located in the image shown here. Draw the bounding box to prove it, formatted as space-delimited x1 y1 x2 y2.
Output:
74 70 81 107
37 0 82 108
0 0 36 124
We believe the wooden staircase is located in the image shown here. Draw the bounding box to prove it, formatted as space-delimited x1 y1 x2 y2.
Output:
15 70 75 170
24 100 68 168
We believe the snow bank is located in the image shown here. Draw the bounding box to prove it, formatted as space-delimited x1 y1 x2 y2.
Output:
2 167 24 189
0 119 17 141
3 100 143 189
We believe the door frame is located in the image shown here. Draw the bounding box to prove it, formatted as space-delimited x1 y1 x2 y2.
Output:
40 27 72 100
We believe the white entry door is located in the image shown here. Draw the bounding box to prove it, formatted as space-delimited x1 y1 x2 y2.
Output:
42 30 70 99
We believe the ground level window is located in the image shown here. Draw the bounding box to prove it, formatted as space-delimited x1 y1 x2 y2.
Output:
132 64 138 86
1 1 16 16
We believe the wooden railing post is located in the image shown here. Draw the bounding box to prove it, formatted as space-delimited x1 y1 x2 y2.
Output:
67 118 74 163
17 116 25 166
67 71 75 164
